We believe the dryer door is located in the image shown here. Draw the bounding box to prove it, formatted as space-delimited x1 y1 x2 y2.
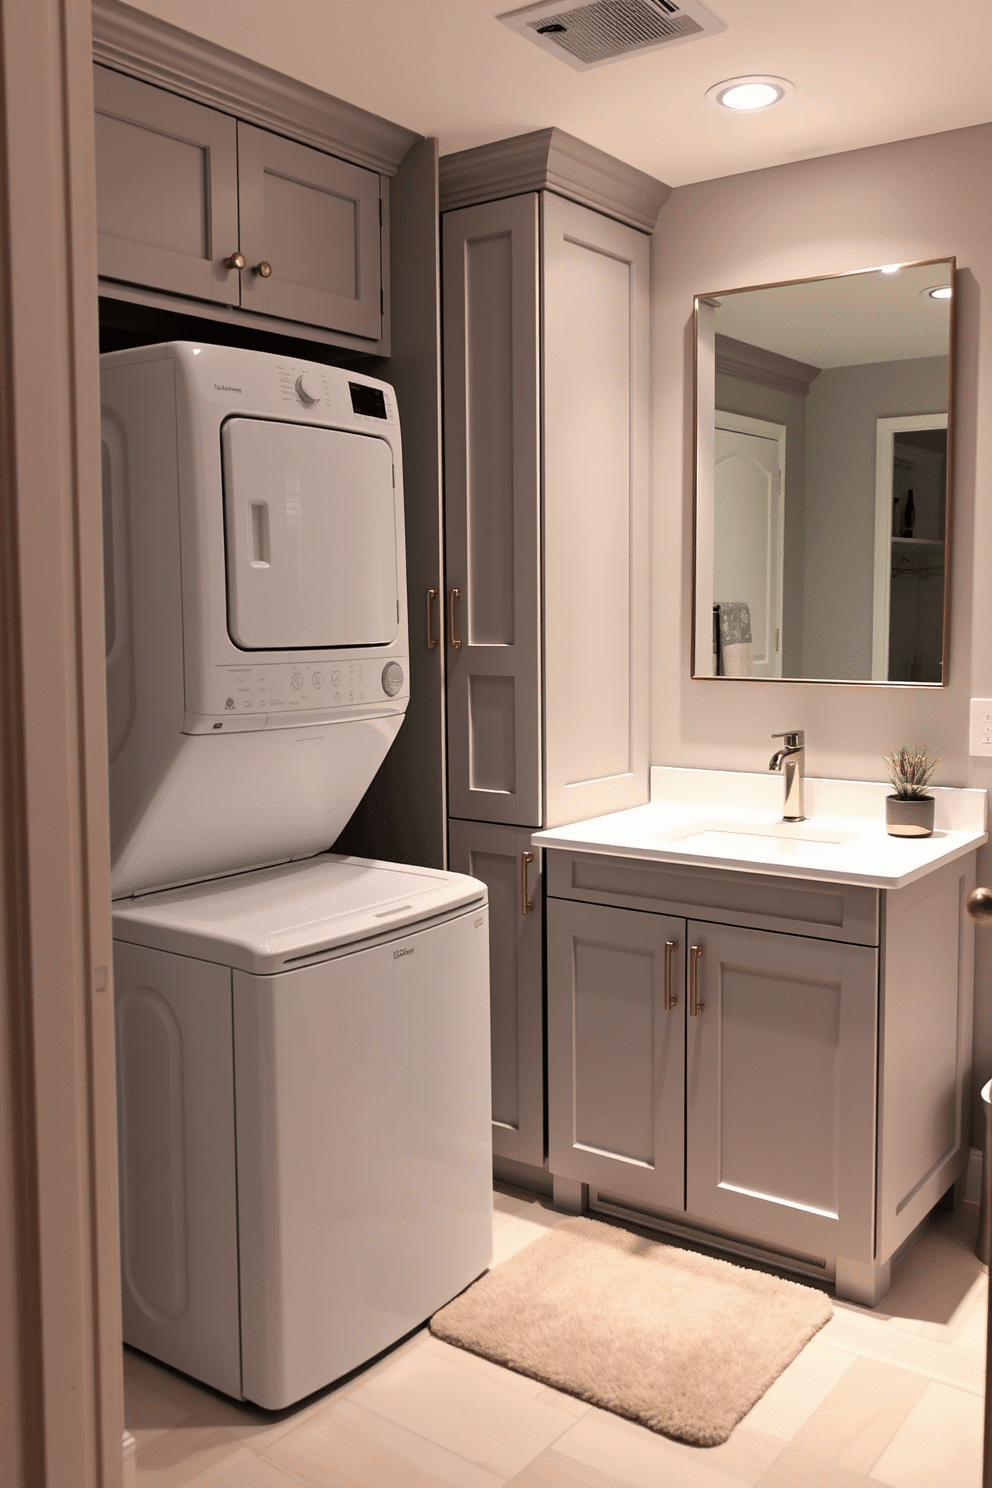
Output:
222 418 398 650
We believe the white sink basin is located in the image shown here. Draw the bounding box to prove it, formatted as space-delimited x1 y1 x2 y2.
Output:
663 819 859 850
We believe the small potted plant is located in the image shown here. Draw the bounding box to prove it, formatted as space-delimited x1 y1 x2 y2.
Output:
883 745 942 837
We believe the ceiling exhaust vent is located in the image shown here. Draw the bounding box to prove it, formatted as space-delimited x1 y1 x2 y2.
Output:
498 0 725 71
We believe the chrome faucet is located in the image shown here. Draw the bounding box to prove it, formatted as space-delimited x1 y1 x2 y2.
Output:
769 730 805 821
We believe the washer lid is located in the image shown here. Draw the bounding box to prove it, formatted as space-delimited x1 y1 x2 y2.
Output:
112 855 487 974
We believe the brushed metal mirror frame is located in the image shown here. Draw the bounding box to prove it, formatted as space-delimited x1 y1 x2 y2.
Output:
691 256 957 686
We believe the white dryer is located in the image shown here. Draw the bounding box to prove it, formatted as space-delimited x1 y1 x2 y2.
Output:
101 342 410 898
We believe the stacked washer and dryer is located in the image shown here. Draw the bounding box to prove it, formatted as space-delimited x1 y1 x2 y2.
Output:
102 343 492 1410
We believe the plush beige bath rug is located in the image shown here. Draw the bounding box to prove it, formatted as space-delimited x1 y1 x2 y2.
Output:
430 1216 831 1447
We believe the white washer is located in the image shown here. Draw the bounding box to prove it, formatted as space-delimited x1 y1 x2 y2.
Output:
113 854 493 1410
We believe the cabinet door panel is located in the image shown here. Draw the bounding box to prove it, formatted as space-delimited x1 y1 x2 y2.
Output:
541 195 649 826
685 921 877 1262
94 66 240 305
448 820 544 1166
548 900 684 1210
238 123 382 339
443 198 542 826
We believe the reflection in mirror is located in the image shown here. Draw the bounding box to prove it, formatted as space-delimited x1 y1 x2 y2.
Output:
694 260 953 684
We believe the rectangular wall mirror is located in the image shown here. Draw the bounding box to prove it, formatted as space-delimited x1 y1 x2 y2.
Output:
693 258 954 684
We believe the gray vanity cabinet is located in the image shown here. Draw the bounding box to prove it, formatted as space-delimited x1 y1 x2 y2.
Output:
448 821 545 1167
94 65 383 340
544 845 975 1305
548 901 877 1266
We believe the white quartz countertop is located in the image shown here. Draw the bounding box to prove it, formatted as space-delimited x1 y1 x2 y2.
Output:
532 767 988 890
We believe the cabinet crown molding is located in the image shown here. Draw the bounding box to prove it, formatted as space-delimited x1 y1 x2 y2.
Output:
92 0 420 176
715 333 821 398
439 127 670 232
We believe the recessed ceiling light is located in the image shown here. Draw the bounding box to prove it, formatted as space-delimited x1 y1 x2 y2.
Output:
705 75 794 112
921 285 953 300
880 264 902 274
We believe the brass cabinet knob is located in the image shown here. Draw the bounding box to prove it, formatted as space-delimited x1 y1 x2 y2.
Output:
967 886 992 925
252 260 273 278
223 251 246 271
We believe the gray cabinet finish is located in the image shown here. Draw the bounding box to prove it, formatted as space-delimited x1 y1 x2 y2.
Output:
442 196 543 828
94 64 384 343
545 846 976 1305
548 899 684 1210
449 820 544 1167
541 194 650 828
94 65 240 305
442 191 650 831
685 921 877 1266
442 179 653 1178
237 123 382 340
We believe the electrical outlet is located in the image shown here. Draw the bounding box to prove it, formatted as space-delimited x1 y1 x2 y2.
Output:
970 699 992 756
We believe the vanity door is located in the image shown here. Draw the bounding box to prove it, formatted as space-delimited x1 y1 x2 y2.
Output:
685 921 878 1266
547 900 684 1211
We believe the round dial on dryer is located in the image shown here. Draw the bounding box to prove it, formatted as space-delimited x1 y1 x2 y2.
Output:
295 372 321 407
381 662 404 697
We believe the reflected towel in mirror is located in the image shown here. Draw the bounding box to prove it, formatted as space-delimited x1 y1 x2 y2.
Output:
713 601 753 676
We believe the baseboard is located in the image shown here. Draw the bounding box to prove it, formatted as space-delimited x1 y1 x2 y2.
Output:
123 1430 137 1488
493 1154 553 1198
965 1146 983 1207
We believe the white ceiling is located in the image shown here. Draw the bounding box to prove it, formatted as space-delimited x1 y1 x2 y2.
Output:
712 261 953 367
122 0 992 188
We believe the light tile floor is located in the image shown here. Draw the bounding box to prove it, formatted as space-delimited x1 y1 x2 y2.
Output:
124 1190 988 1487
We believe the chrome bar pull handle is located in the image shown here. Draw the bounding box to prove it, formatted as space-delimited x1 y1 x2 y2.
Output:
688 944 704 1017
520 851 534 917
447 587 463 649
425 588 438 650
664 940 678 1011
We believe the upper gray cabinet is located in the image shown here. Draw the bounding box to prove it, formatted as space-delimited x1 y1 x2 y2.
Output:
441 130 669 832
94 67 240 306
237 123 382 339
94 64 383 341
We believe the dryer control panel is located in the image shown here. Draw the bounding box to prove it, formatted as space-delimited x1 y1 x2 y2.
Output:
182 657 408 733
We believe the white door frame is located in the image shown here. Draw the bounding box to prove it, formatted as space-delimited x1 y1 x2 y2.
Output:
713 410 787 678
871 412 947 681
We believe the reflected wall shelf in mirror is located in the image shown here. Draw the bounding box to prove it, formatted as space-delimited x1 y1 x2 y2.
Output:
693 258 955 685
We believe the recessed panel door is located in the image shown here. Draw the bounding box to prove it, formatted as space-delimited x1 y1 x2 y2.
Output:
222 419 397 650
685 921 877 1262
547 899 685 1211
449 819 544 1167
237 123 382 339
443 196 542 827
94 66 240 305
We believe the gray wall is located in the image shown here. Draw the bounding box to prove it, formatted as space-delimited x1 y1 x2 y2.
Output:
651 121 992 1143
714 371 807 675
801 355 947 680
